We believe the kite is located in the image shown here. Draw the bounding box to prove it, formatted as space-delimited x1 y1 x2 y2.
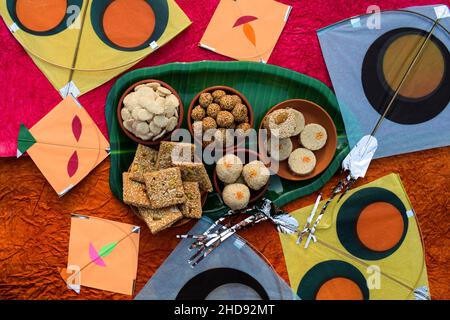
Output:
0 0 191 97
318 5 450 159
17 95 110 196
61 214 140 295
279 174 430 300
200 0 291 63
135 218 297 300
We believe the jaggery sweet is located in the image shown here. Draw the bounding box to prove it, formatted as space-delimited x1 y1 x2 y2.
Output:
180 182 202 219
144 168 186 208
129 145 158 183
156 142 195 169
123 172 151 208
174 162 213 192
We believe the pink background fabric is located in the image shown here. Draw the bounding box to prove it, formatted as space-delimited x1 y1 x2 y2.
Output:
0 0 447 157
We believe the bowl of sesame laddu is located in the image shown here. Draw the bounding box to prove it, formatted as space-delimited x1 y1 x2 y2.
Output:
188 86 254 149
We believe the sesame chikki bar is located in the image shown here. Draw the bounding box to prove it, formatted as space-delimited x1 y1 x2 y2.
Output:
122 172 151 208
180 182 203 219
144 168 186 209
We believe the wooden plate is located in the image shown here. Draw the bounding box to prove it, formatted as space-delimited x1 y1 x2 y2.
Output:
258 99 337 181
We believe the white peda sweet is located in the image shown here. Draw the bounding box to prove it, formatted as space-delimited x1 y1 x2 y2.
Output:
121 108 132 121
149 121 162 135
131 108 142 120
288 148 317 175
265 109 297 139
300 123 328 151
137 109 153 122
166 117 178 132
135 122 150 135
123 92 138 110
267 137 293 161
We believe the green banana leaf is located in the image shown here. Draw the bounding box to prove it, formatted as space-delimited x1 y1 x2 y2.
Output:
105 61 349 219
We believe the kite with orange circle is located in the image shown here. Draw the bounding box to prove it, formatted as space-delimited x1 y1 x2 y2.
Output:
1 0 191 96
279 173 430 300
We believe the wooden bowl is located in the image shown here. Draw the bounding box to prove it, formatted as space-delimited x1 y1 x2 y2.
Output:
213 148 269 207
258 99 337 181
117 79 184 146
187 86 254 149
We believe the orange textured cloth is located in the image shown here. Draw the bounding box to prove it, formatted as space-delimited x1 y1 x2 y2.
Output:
0 146 449 300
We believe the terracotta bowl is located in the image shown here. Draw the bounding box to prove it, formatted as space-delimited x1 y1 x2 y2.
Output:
258 99 337 181
213 148 269 207
187 86 254 149
117 79 184 146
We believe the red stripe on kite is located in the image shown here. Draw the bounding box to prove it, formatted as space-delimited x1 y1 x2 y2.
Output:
233 15 257 27
67 151 79 178
72 115 82 142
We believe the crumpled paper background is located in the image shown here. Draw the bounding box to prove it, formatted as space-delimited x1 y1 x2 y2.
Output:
0 0 448 299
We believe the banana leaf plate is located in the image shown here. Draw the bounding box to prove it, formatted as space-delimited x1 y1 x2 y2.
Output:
105 61 349 219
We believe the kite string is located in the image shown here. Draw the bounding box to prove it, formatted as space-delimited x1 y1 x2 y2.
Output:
357 18 441 162
64 0 91 98
68 229 135 282
305 18 442 238
370 18 441 138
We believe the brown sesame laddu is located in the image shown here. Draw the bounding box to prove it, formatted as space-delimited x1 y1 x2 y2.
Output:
216 111 235 128
219 95 235 111
202 116 217 131
232 103 248 123
199 92 213 107
206 103 221 119
191 105 206 121
236 123 252 136
212 90 226 103
231 95 242 105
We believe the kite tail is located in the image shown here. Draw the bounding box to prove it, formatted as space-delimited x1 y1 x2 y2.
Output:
17 123 36 158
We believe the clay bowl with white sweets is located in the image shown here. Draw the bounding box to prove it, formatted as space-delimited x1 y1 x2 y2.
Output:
117 80 184 146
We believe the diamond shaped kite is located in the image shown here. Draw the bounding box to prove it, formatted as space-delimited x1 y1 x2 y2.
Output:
17 95 110 196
